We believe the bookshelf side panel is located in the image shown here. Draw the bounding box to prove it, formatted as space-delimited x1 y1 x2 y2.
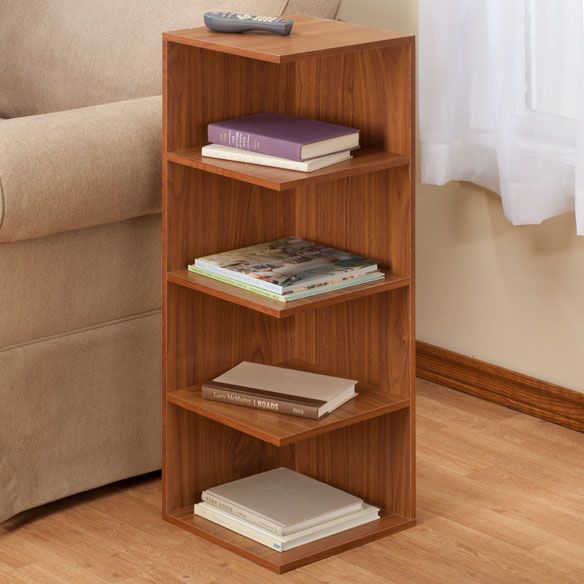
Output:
293 290 411 398
294 415 392 511
165 406 295 514
294 168 411 279
293 44 413 155
165 164 294 272
390 408 414 519
168 286 295 391
294 409 412 517
165 43 295 152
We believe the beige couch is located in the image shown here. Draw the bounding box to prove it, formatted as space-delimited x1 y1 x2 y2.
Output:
0 0 341 523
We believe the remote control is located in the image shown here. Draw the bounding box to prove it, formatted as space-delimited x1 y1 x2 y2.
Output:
204 12 293 35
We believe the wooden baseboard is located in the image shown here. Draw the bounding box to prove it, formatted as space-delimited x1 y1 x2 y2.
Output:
416 341 584 433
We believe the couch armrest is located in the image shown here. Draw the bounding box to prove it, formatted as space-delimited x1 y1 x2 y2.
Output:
0 96 161 243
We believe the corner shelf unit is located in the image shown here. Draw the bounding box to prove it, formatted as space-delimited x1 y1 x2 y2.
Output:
162 15 416 574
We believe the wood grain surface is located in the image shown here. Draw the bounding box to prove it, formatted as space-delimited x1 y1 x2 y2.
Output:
417 341 584 434
167 148 410 191
164 14 413 63
167 269 410 319
167 387 410 446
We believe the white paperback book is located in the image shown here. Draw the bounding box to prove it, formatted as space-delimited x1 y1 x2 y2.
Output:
201 467 364 536
201 143 352 172
194 501 380 552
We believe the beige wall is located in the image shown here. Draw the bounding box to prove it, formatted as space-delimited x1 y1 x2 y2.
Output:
339 0 584 392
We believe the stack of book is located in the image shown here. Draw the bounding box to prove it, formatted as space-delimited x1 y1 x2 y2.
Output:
202 112 360 172
195 468 380 552
202 361 358 420
188 236 384 303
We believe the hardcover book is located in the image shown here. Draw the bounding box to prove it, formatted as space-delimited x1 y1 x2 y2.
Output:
207 112 360 161
201 468 365 536
202 361 357 420
194 237 378 295
194 501 380 552
201 144 353 172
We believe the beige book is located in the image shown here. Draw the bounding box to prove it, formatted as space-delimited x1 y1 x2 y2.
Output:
204 362 357 420
202 467 364 536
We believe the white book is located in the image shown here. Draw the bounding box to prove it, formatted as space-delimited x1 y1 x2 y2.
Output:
202 143 353 172
201 467 363 536
194 502 379 552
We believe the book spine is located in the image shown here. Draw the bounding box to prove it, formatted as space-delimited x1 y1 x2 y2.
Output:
193 260 284 294
193 260 378 296
201 384 321 420
208 125 303 161
195 503 284 551
188 265 287 302
199 494 284 536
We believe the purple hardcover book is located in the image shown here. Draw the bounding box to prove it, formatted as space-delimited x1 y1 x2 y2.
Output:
207 113 360 161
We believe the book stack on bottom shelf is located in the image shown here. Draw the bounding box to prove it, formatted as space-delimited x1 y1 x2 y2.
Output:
195 468 380 552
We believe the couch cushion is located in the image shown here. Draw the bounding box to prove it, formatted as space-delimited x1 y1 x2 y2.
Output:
0 0 344 117
0 214 161 349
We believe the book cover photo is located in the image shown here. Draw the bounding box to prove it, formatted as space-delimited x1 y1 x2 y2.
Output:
194 237 378 295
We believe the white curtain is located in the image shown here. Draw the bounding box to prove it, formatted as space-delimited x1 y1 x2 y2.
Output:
419 0 584 234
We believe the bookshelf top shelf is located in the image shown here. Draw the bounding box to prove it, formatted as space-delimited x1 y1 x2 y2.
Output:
164 14 414 63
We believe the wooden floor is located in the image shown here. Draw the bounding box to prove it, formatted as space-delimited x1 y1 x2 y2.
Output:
2 379 584 583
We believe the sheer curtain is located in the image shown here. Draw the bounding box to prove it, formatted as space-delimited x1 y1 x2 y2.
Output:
419 0 584 234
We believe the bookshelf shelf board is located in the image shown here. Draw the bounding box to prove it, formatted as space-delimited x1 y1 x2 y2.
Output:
167 148 410 191
167 386 410 447
166 509 416 574
164 14 413 64
166 269 410 319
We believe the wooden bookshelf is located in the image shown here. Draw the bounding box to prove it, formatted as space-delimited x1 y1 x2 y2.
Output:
162 15 416 573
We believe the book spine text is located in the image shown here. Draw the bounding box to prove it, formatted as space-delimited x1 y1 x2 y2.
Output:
208 125 303 160
194 504 283 550
188 265 287 301
200 494 283 535
201 385 321 420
